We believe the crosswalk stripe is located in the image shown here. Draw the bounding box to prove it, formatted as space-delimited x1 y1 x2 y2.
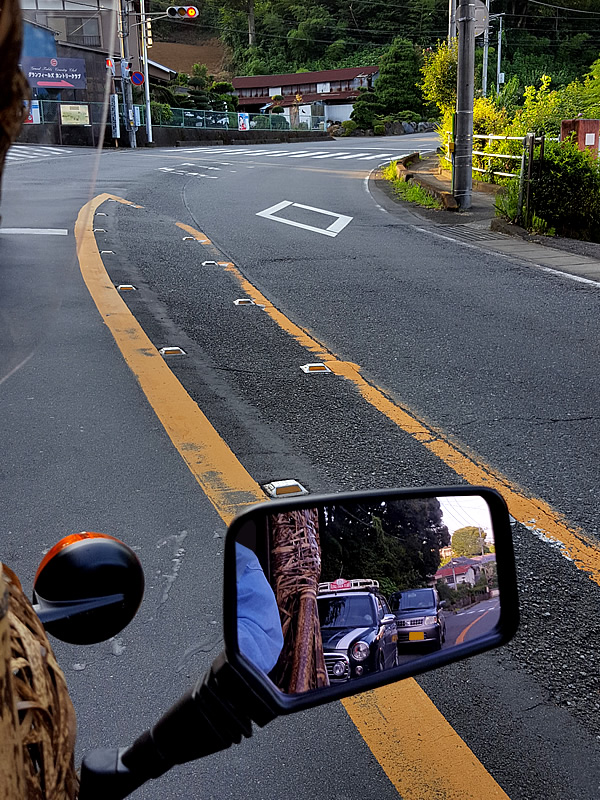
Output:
288 151 328 158
357 153 395 160
311 152 351 158
335 152 371 159
269 150 310 157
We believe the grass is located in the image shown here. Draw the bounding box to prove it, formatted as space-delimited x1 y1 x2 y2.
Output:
382 160 442 210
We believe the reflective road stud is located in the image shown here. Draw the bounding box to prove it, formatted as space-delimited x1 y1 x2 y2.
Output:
300 363 331 373
263 480 308 498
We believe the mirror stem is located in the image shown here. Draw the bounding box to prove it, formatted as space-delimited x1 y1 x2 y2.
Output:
78 652 277 800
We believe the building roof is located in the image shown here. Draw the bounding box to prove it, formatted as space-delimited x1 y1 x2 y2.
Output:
232 66 379 90
435 565 474 579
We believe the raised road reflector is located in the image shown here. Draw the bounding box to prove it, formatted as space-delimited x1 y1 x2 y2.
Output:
182 236 195 241
201 260 218 266
300 363 331 373
101 250 115 254
263 480 308 498
234 298 255 305
93 228 106 233
159 346 186 356
96 212 108 217
117 284 137 291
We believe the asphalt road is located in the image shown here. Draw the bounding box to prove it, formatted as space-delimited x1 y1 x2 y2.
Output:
1 135 600 800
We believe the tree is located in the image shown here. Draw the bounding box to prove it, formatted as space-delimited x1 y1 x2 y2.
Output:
421 41 458 113
452 526 488 557
350 89 384 129
188 63 212 110
373 37 422 115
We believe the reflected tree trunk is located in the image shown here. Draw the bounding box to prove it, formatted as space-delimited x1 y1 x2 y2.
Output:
269 509 329 693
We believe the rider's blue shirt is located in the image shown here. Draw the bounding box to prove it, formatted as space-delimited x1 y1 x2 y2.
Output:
236 543 284 673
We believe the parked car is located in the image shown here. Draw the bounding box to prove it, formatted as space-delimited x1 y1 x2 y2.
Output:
390 587 446 650
317 578 398 682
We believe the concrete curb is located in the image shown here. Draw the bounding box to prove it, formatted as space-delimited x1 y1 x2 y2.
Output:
394 155 459 210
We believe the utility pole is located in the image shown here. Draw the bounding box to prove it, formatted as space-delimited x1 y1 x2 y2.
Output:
454 0 475 209
496 14 504 94
118 0 137 148
482 0 490 96
140 0 152 144
448 0 457 43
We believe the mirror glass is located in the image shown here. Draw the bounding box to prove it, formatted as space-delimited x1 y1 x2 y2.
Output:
235 493 501 694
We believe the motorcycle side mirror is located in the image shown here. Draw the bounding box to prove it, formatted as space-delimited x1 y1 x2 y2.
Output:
33 532 144 644
223 486 519 712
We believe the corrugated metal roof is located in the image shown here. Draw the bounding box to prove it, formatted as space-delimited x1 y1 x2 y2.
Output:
233 66 379 89
237 90 362 107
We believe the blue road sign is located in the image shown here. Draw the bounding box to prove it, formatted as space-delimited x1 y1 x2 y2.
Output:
131 71 145 86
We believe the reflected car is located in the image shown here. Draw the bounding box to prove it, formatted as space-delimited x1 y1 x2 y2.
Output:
317 579 398 682
390 587 446 650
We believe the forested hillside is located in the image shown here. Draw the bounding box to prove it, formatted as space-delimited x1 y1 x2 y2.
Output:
150 0 600 89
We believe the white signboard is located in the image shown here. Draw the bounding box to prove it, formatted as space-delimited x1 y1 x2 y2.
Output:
110 93 120 138
585 133 596 146
238 112 250 131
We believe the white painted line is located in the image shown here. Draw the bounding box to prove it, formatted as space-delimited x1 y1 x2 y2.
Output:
1 228 69 235
288 151 328 158
311 152 351 158
256 200 352 238
269 150 309 157
8 152 38 160
335 152 371 159
246 151 289 157
357 153 395 160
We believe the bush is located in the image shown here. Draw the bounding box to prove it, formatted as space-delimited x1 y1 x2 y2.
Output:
373 123 385 135
531 139 600 240
150 101 172 125
341 119 358 136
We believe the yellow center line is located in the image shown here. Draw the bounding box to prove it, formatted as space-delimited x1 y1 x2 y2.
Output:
220 263 600 587
456 607 495 645
75 197 514 800
75 194 264 524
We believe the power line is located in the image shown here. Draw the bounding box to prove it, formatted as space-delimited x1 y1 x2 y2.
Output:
528 0 600 14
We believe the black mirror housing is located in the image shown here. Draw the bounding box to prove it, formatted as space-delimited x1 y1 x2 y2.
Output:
223 486 519 715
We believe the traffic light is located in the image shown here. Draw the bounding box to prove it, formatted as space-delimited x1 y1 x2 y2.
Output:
167 6 198 18
120 58 133 80
145 18 153 46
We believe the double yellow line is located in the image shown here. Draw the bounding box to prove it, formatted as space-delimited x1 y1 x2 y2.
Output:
75 194 595 799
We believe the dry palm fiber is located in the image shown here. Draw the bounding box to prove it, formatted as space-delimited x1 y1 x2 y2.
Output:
0 0 29 183
269 509 329 693
3 564 79 800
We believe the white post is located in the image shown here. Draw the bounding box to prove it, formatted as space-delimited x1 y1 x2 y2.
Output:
482 0 490 96
496 15 503 94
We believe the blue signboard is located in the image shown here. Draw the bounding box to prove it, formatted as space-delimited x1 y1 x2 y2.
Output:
21 57 87 89
131 71 145 86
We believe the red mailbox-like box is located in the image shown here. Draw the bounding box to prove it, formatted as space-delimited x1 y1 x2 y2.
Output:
561 118 600 157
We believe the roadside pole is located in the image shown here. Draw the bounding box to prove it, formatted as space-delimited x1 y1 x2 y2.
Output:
482 0 490 96
448 0 457 43
496 15 504 94
118 0 137 149
140 0 153 144
454 0 475 209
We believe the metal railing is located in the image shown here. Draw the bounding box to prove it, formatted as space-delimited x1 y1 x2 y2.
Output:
33 100 326 132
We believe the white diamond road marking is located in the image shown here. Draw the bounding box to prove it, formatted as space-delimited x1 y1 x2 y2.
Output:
256 200 353 238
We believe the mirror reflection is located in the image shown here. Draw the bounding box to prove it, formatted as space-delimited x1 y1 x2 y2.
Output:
235 494 499 695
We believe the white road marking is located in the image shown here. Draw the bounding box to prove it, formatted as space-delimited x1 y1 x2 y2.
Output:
1 228 69 235
288 151 328 158
357 153 396 160
311 152 351 158
256 200 353 238
335 152 371 159
269 150 310 157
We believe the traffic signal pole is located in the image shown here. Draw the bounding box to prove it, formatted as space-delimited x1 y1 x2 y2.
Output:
454 0 475 209
118 0 137 148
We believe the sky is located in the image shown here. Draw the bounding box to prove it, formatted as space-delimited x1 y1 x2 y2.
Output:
437 495 494 543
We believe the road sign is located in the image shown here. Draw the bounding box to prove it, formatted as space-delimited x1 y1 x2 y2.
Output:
131 71 145 86
473 0 489 37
